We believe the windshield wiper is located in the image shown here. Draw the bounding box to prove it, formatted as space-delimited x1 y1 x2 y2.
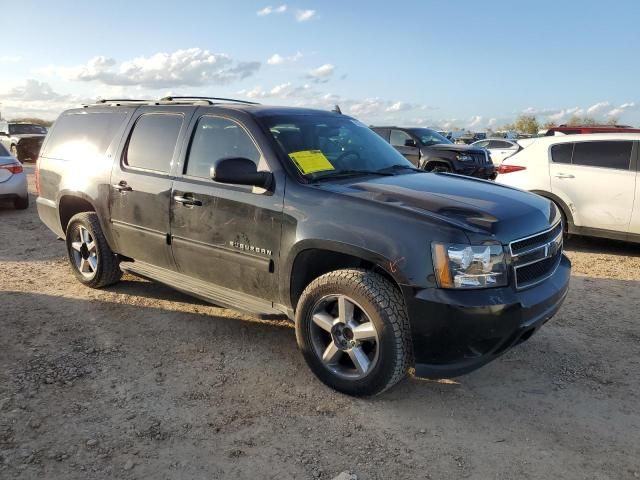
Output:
313 169 396 181
377 164 423 173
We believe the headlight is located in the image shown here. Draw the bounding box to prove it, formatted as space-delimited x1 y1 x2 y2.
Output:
432 242 507 289
456 154 474 162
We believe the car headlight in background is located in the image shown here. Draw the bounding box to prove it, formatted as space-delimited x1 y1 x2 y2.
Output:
456 154 474 162
432 242 507 289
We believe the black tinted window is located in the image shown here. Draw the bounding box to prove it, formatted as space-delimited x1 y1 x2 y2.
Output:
551 143 574 164
572 141 632 169
42 111 128 161
186 116 261 178
126 114 182 172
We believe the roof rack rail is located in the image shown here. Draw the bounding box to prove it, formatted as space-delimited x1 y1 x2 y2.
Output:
95 99 150 104
159 96 260 105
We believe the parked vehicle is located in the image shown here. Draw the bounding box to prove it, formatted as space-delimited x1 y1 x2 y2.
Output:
0 121 48 162
544 124 640 136
0 143 29 209
472 138 522 165
496 133 640 243
37 97 570 396
371 126 496 179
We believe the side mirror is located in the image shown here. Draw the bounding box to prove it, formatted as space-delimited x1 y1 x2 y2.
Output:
404 138 418 148
211 157 273 189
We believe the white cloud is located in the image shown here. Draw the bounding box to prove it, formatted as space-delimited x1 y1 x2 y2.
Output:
607 102 636 118
0 55 21 63
44 48 260 89
307 64 335 82
385 101 412 113
296 9 316 22
267 54 284 65
587 101 610 116
0 80 84 119
257 4 287 16
267 52 302 65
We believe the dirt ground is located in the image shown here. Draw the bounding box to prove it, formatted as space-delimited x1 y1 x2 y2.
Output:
1 166 639 479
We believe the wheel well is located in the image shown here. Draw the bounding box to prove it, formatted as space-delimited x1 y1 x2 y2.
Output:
531 190 573 227
289 249 398 309
59 196 95 234
423 159 451 170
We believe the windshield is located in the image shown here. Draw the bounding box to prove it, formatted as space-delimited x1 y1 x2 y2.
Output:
8 124 48 135
259 114 415 179
408 128 452 146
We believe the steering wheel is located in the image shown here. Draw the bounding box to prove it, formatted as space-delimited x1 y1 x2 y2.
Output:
334 150 363 169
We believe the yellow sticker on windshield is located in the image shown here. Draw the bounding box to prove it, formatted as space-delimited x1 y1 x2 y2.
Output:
288 150 335 174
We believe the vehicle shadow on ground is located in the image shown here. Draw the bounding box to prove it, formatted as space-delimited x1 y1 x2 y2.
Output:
564 235 640 257
106 277 213 306
7 274 638 403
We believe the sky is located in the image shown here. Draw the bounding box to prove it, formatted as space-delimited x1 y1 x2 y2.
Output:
1 0 639 130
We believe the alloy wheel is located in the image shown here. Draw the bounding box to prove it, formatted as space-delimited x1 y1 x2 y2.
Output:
70 225 98 279
309 294 380 380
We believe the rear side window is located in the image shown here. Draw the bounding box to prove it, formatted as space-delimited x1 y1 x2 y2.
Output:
0 143 9 156
572 141 632 170
551 143 574 164
390 129 412 147
41 111 128 161
185 116 261 178
126 114 183 173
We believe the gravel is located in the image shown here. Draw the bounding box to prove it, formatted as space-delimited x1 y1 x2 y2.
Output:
0 166 639 479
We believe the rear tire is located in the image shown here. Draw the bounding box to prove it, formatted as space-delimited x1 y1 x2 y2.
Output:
295 269 412 396
10 145 20 161
65 212 122 288
14 196 29 210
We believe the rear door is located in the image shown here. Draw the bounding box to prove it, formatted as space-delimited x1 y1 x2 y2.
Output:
390 129 420 166
550 139 636 232
109 107 195 269
169 110 284 301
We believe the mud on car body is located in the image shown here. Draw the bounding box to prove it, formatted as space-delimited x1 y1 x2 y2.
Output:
36 97 570 396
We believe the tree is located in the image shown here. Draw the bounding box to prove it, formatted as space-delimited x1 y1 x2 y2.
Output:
503 114 540 135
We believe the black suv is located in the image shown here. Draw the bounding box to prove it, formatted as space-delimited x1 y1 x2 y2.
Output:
36 97 570 396
0 122 48 161
371 126 496 179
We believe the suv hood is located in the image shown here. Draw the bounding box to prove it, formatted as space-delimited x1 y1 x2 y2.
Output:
316 173 556 242
427 143 486 155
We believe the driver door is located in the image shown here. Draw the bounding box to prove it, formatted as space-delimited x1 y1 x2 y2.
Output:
170 112 284 301
390 129 420 166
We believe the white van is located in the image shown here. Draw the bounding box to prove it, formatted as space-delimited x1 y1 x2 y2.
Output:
496 133 639 243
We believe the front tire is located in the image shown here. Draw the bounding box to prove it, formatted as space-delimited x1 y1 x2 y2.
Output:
14 196 29 210
426 163 451 173
65 212 122 288
295 269 412 396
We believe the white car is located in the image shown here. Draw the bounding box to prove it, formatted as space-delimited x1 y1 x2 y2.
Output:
0 143 29 209
496 133 640 243
471 138 522 165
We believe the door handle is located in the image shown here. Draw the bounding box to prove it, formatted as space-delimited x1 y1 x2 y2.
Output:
112 181 132 192
173 194 203 207
554 173 575 179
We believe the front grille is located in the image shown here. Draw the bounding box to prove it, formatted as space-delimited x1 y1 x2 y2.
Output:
511 221 563 254
471 153 491 165
510 221 563 289
516 250 562 287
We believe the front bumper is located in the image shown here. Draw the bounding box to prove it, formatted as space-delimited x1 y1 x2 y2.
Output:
404 254 571 378
458 163 497 180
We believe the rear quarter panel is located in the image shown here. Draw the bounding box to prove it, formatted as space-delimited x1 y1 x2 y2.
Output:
37 108 135 242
